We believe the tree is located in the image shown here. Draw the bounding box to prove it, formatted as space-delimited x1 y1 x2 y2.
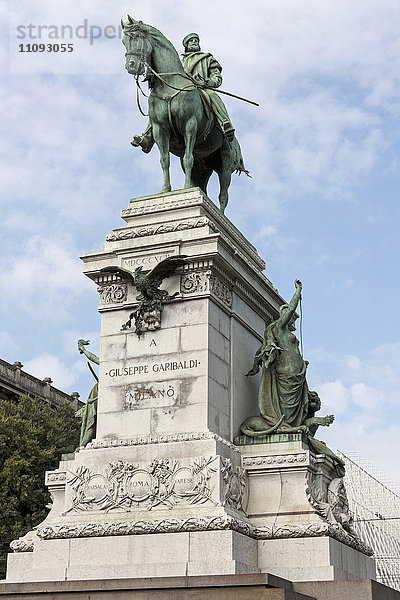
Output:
0 395 80 579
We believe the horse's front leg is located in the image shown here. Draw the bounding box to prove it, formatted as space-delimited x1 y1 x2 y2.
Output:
152 123 171 193
183 117 197 189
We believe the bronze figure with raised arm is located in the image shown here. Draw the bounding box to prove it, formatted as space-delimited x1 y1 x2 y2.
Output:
243 280 309 434
75 339 99 448
239 280 345 476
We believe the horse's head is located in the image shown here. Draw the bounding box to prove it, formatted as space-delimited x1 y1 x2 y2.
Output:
121 15 152 76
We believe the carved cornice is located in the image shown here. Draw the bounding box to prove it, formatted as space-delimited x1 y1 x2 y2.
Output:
243 453 308 469
181 270 233 308
94 273 123 286
181 259 214 272
180 257 277 323
253 522 373 555
254 522 329 539
180 260 235 309
121 194 204 218
120 191 264 272
100 234 280 327
217 232 265 276
37 515 253 540
34 516 372 556
180 258 233 285
106 217 217 242
89 431 238 452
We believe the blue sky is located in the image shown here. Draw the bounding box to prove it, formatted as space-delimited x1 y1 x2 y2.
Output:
1 0 400 482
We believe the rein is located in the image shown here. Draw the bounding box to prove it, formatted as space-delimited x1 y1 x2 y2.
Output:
136 84 148 117
134 75 150 116
124 29 198 119
134 64 198 128
144 62 197 93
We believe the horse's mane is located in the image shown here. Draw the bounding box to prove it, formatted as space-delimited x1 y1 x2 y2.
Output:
123 20 181 65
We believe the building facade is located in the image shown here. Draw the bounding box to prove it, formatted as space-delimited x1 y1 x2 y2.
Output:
0 358 80 410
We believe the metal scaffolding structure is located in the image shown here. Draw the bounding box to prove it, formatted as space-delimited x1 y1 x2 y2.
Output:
338 451 400 591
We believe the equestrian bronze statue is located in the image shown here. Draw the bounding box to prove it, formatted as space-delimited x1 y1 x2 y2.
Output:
122 17 252 213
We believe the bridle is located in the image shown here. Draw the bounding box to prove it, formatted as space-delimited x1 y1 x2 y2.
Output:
123 28 152 76
123 27 199 120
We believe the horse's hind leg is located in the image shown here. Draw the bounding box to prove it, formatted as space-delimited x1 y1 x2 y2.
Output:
190 158 213 196
217 141 235 213
152 124 171 193
218 168 231 214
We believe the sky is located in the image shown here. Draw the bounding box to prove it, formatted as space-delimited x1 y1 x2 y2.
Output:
1 0 400 484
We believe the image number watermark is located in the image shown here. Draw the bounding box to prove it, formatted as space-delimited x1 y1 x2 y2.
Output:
18 43 74 53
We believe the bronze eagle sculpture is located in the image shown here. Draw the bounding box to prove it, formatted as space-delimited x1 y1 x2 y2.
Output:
101 255 187 336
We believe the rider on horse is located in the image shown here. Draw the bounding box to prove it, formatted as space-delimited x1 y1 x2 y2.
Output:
131 33 235 153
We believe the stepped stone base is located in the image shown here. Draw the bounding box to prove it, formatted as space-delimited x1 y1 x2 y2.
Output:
1 573 400 600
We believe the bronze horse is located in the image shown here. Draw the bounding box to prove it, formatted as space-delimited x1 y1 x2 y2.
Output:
122 17 249 213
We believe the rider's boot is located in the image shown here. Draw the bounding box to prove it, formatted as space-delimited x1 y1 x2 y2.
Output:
130 131 155 154
222 121 235 142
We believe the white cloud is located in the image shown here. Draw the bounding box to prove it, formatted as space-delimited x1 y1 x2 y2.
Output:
0 331 20 360
1 235 91 297
255 225 278 238
318 380 351 415
344 354 362 374
310 340 400 482
24 353 78 390
350 382 383 413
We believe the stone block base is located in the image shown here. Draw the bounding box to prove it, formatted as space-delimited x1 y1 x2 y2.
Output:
6 530 259 583
258 536 376 583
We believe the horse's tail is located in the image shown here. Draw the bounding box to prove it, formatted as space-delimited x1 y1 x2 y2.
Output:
235 162 251 177
230 138 251 177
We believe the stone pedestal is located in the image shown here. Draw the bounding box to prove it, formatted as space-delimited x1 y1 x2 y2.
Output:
237 434 375 582
6 189 278 582
6 189 375 585
85 187 282 441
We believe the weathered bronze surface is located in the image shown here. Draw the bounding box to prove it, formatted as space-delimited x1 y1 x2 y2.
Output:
75 339 99 448
101 255 187 337
239 281 345 476
122 17 251 213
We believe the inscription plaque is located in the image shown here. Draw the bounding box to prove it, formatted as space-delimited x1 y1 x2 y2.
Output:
126 470 152 501
65 457 218 514
124 381 179 410
82 475 109 502
172 467 196 496
106 359 200 378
